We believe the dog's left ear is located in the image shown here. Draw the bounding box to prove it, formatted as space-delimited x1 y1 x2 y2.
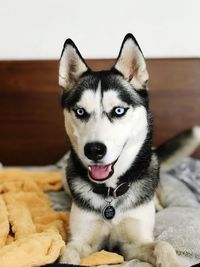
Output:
113 33 149 90
59 39 89 91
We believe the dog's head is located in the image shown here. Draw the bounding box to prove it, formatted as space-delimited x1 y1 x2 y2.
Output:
59 34 150 185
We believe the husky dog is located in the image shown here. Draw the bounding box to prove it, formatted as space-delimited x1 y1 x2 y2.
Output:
57 33 197 266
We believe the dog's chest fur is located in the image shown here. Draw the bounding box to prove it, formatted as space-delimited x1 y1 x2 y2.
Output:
70 199 155 253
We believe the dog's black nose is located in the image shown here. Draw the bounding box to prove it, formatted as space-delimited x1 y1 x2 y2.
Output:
84 142 107 161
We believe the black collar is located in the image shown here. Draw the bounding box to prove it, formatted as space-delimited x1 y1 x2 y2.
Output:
93 182 130 198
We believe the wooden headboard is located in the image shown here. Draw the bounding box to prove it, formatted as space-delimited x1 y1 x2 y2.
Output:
0 59 200 166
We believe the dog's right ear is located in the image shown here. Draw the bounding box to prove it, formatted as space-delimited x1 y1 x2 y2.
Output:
113 33 149 90
59 39 89 91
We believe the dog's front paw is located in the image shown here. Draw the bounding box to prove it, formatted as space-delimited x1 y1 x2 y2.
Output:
154 241 182 267
59 245 81 264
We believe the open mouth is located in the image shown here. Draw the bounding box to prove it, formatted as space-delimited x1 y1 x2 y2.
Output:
88 159 117 182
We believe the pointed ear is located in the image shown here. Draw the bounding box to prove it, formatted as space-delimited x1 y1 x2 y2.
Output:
113 34 149 90
59 39 89 90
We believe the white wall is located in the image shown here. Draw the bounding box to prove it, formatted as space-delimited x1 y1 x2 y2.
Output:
0 0 200 59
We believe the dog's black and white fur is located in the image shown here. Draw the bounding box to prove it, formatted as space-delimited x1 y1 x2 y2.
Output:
57 34 191 266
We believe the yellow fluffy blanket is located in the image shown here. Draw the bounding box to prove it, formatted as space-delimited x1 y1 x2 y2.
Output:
0 168 124 267
0 169 68 267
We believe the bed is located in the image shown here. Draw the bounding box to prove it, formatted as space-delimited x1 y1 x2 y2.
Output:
0 59 200 267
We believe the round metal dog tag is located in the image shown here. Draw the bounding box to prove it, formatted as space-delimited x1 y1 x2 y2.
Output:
102 204 115 220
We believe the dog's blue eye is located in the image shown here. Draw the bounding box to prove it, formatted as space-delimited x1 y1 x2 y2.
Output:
115 107 125 115
111 107 128 118
73 107 90 121
75 108 85 117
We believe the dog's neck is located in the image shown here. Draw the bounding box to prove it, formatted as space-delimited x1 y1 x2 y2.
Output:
92 181 131 198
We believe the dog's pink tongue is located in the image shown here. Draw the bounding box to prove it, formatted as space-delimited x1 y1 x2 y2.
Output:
89 164 112 180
